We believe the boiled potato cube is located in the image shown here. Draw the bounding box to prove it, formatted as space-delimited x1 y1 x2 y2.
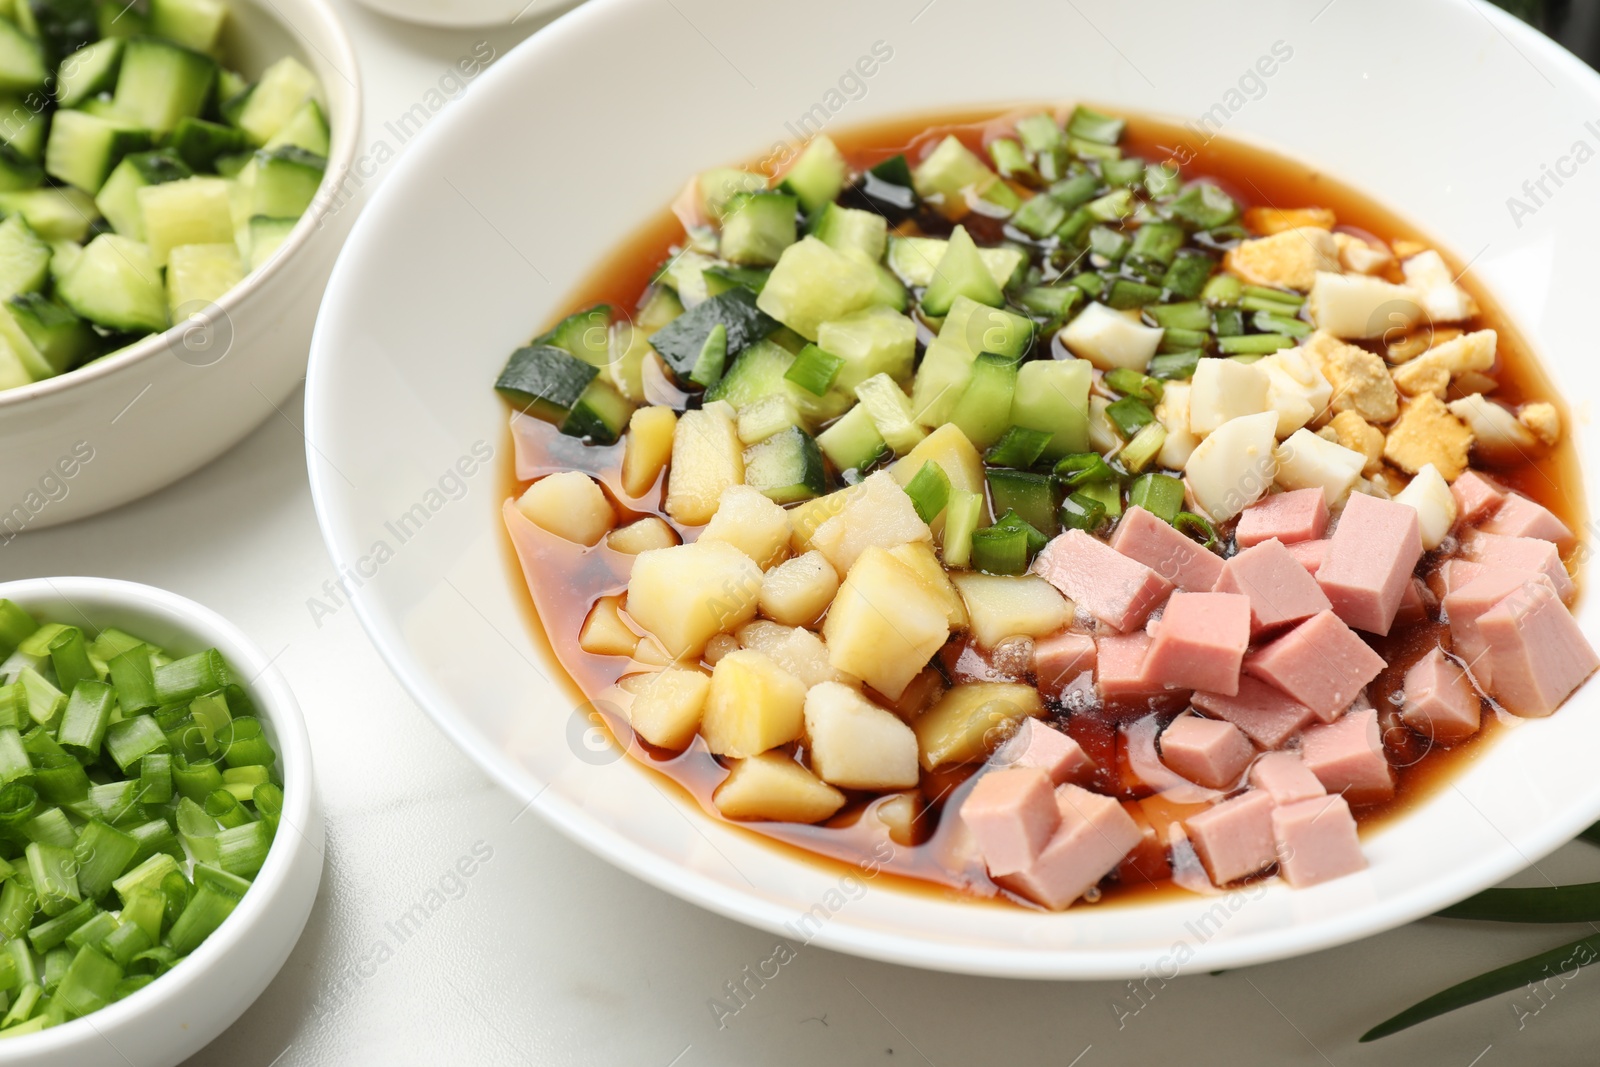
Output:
701 484 793 569
810 470 931 574
892 422 985 497
713 751 845 823
515 471 615 546
736 620 853 688
704 633 740 664
950 573 1071 648
666 404 743 525
701 650 807 757
759 550 839 627
622 406 676 498
873 792 924 846
789 483 864 553
626 540 762 659
804 681 919 790
887 541 967 629
606 516 678 554
621 667 710 750
823 546 951 700
578 595 638 657
913 682 1044 769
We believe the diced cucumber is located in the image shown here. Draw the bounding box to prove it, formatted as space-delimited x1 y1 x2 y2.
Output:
705 337 849 425
939 296 1034 358
656 248 715 308
853 372 926 455
8 294 97 375
0 188 100 241
736 392 802 445
920 225 1004 317
941 488 983 567
0 214 49 299
216 67 247 102
57 39 124 108
635 284 683 335
703 264 769 297
250 145 323 217
0 20 46 94
114 36 218 134
911 135 1019 216
138 174 232 264
560 377 633 445
815 305 916 393
1011 358 1091 459
949 351 1019 449
909 336 974 428
743 426 826 504
0 297 48 379
532 303 612 368
696 168 765 221
57 233 167 333
44 109 154 193
648 287 776 383
0 98 46 161
778 135 847 215
49 239 82 284
885 235 1024 290
97 0 148 37
262 99 329 156
755 236 876 341
0 144 40 191
494 343 597 424
149 0 228 54
95 149 191 238
246 214 295 270
987 469 1058 536
687 321 726 386
816 403 886 474
0 329 31 388
234 56 317 145
718 190 796 267
166 242 242 311
810 202 887 262
170 116 247 171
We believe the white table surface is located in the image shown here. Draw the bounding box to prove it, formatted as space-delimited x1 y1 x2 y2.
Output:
9 3 1600 1063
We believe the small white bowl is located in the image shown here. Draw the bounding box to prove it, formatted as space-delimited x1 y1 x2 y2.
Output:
0 578 323 1067
349 0 571 29
0 0 361 533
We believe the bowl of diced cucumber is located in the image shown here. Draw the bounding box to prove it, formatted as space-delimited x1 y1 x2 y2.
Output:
0 0 358 533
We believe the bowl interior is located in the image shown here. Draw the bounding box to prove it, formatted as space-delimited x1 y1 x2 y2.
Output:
307 0 1600 977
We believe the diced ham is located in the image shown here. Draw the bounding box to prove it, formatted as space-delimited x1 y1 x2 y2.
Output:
1300 707 1395 803
1450 470 1505 526
1142 591 1251 695
1285 538 1330 576
1272 795 1367 887
1476 581 1599 717
1033 530 1174 633
1214 538 1333 637
1096 631 1167 701
1400 647 1480 742
1000 784 1143 910
1460 531 1574 601
1032 631 1097 699
1184 790 1278 885
1160 714 1253 789
1317 492 1424 635
1245 610 1386 720
1480 492 1573 545
1395 577 1433 627
1236 488 1330 548
1120 715 1223 804
1192 676 1317 749
961 767 1060 877
1249 751 1326 804
1434 557 1486 598
1444 567 1555 685
1117 801 1173 885
1110 505 1225 592
995 718 1093 786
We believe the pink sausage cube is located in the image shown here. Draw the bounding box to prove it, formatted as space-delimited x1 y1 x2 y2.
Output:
1160 714 1253 789
1300 707 1395 804
1245 611 1386 721
1317 492 1424 635
1143 591 1252 695
1249 751 1326 804
1272 795 1367 887
1444 567 1555 686
1032 631 1097 700
1435 558 1486 598
961 766 1060 877
1001 785 1143 910
1184 790 1278 885
1110 505 1225 592
1192 676 1317 749
1395 577 1433 628
1462 531 1574 601
1214 538 1333 637
995 718 1094 786
1096 632 1169 701
1401 647 1480 742
1033 530 1174 633
1451 470 1506 526
1285 538 1330 576
1480 493 1573 545
1477 581 1600 718
1236 488 1330 548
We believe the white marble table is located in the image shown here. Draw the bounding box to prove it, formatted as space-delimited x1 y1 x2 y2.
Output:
8 3 1600 1062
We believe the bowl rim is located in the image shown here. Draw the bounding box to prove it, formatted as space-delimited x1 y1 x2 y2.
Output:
0 576 320 1056
306 0 1600 979
0 0 363 412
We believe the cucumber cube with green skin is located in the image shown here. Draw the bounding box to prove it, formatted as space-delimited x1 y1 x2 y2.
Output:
138 175 233 265
809 202 887 262
696 168 765 221
938 296 1034 359
987 469 1059 537
49 239 82 285
57 39 124 109
95 150 193 239
216 67 247 104
743 426 826 504
494 344 597 425
0 299 50 380
949 351 1021 449
234 56 317 145
648 287 778 382
0 98 46 162
246 215 296 270
0 188 100 241
114 37 218 135
815 403 887 475
0 214 50 300
149 0 227 53
169 117 247 171
815 305 916 393
718 191 797 267
0 21 47 94
8 294 98 375
0 145 40 191
57 234 168 334
559 377 632 444
532 304 613 368
756 236 877 341
911 134 1019 216
166 243 243 313
1011 358 1091 459
250 146 324 218
262 99 329 156
96 0 149 37
44 110 154 194
920 225 1003 317
0 333 30 389
778 135 848 215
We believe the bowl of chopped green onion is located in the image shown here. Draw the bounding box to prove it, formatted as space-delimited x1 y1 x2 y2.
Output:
0 577 321 1065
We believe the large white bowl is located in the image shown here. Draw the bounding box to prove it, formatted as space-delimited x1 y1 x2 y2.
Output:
0 578 323 1065
0 0 360 533
306 0 1600 978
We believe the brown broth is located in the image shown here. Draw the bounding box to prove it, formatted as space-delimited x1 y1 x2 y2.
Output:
498 108 1586 910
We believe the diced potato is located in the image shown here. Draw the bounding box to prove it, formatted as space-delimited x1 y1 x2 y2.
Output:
1393 463 1457 550
736 620 853 688
824 547 952 700
887 542 967 629
789 483 864 553
1333 232 1393 275
810 470 931 574
665 404 743 525
626 540 762 659
515 472 615 546
892 423 985 497
1307 272 1422 340
1188 357 1269 435
1448 394 1533 464
759 550 839 627
1401 250 1478 323
950 573 1071 648
606 517 679 554
704 633 740 665
621 405 676 498
1059 302 1162 371
701 485 792 569
578 595 638 657
913 682 1044 770
621 667 710 750
713 751 846 823
803 681 920 789
1258 347 1333 439
1184 411 1279 521
632 636 673 667
873 792 924 846
701 650 807 757
1154 383 1200 469
885 667 947 723
1274 427 1365 506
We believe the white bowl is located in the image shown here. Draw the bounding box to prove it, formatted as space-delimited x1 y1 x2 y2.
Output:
349 0 571 30
305 0 1600 978
0 0 361 533
0 578 323 1066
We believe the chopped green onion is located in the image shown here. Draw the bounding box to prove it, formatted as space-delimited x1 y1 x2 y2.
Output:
1129 473 1187 522
1058 491 1108 534
904 460 951 524
74 821 139 901
160 872 191 931
188 691 232 756
54 946 121 1020
970 525 1029 576
1144 163 1181 198
1167 182 1238 229
984 427 1054 469
47 629 95 697
120 888 165 946
1014 114 1063 155
988 137 1036 183
16 670 64 730
216 821 272 878
1068 136 1120 162
1202 272 1243 305
991 508 1049 554
1103 368 1164 404
23 807 77 849
1173 511 1218 548
253 783 284 837
137 752 172 806
1161 251 1215 299
103 715 169 776
1217 333 1295 355
1105 278 1161 310
1119 422 1167 473
1066 105 1125 145
127 946 179 978
1129 221 1184 265
1144 301 1213 331
22 730 87 805
126 819 184 867
1212 306 1245 336
101 919 153 968
0 682 25 731
1077 479 1123 520
111 854 179 907
1047 172 1101 209
1157 327 1210 353
172 753 224 804
1052 452 1120 488
151 650 228 706
1054 208 1095 246
64 910 119 953
1241 284 1304 306
166 882 241 956
1087 225 1129 262
57 681 114 763
1250 310 1311 338
1101 156 1145 188
1013 285 1082 320
25 842 80 917
0 879 36 939
0 728 29 786
88 628 146 669
1105 396 1155 438
783 344 844 396
204 788 250 829
217 717 276 769
0 602 38 661
176 798 220 865
1011 193 1067 239
1085 188 1134 222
